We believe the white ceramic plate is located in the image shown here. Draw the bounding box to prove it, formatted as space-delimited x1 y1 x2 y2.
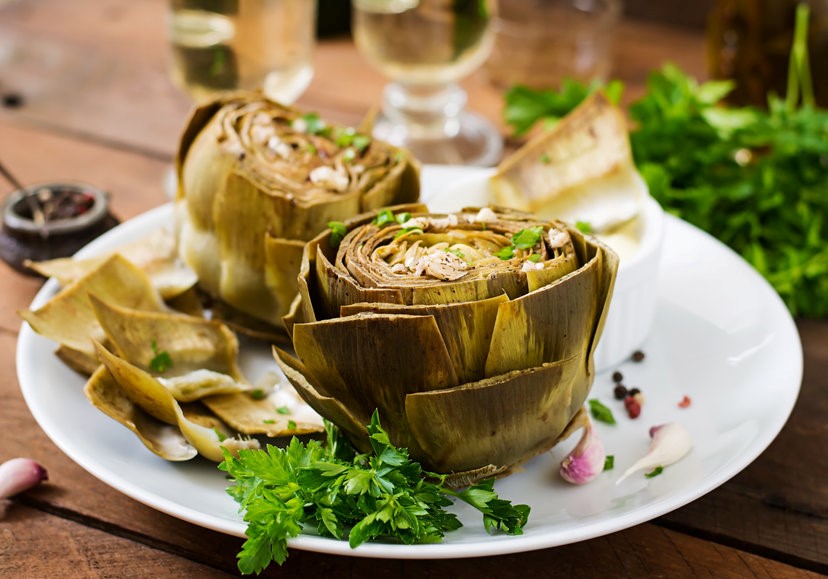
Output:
17 166 802 559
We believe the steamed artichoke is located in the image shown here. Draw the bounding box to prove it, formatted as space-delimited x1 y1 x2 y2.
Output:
275 204 618 485
175 92 420 329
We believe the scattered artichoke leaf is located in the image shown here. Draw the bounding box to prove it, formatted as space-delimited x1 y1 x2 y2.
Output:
405 356 581 474
25 228 197 299
84 365 198 461
93 341 258 462
209 297 292 345
89 295 245 382
56 345 102 376
20 254 167 370
201 387 324 437
164 286 205 317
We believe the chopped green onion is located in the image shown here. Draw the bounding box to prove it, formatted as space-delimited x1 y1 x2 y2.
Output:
395 212 412 225
276 406 291 415
328 221 347 248
373 210 395 226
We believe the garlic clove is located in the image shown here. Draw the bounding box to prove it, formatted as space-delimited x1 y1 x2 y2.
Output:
560 421 606 485
0 458 48 499
616 422 692 484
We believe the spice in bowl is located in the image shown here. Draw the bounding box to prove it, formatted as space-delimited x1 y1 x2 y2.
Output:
0 182 119 274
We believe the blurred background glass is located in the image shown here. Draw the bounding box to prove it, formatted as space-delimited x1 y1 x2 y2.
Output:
166 0 316 103
352 0 502 166
486 0 621 89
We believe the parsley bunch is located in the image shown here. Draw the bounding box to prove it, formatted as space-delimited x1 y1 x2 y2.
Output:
503 7 828 317
220 412 530 574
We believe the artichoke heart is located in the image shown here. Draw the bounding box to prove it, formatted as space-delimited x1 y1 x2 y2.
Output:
275 205 618 485
175 92 420 329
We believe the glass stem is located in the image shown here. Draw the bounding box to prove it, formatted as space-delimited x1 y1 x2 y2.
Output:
381 82 467 140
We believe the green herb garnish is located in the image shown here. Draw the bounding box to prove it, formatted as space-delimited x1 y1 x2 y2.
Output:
276 406 290 415
395 211 412 225
219 412 530 574
372 210 395 227
352 134 372 152
511 226 544 250
263 419 276 425
540 153 551 164
213 428 227 442
342 148 356 163
328 221 347 248
149 340 173 373
588 399 616 425
287 420 297 430
250 389 266 400
446 248 465 260
575 221 593 234
603 455 615 471
527 253 542 263
495 245 515 260
295 112 328 136
645 466 664 478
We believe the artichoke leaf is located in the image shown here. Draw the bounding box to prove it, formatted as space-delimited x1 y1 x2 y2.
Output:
56 345 102 376
264 234 305 322
314 244 403 318
405 355 582 473
89 295 244 382
292 313 459 452
25 228 197 300
273 347 370 449
93 341 258 462
483 251 599 377
340 292 509 384
20 254 167 368
202 375 325 437
84 366 198 462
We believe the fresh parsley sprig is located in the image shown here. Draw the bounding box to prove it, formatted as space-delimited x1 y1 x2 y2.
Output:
220 412 530 574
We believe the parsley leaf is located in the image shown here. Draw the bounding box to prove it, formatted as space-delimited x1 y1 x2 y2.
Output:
219 411 530 574
511 226 544 250
149 340 173 373
603 455 615 471
588 399 616 425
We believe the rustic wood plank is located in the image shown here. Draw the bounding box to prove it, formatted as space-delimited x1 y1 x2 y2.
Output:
0 504 233 578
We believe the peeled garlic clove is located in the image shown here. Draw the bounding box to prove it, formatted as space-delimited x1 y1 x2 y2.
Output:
616 422 692 484
0 458 48 499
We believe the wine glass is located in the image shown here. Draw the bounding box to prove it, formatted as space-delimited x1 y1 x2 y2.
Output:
352 0 503 166
166 0 316 104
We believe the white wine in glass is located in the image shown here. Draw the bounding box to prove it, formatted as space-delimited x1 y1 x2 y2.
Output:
353 0 502 166
167 0 315 103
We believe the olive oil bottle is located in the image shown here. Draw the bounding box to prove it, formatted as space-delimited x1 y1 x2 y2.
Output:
707 0 828 106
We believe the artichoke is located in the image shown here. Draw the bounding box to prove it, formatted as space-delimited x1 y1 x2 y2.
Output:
275 205 618 485
175 92 420 329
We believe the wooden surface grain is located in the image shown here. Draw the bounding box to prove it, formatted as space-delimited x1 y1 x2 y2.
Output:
1 0 826 577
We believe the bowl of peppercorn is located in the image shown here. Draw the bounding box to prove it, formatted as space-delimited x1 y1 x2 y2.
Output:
0 182 119 275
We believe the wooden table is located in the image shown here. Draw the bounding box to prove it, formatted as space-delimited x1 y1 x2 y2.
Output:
1 1 825 577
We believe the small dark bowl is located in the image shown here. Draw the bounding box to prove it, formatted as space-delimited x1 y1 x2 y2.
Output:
0 182 119 275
